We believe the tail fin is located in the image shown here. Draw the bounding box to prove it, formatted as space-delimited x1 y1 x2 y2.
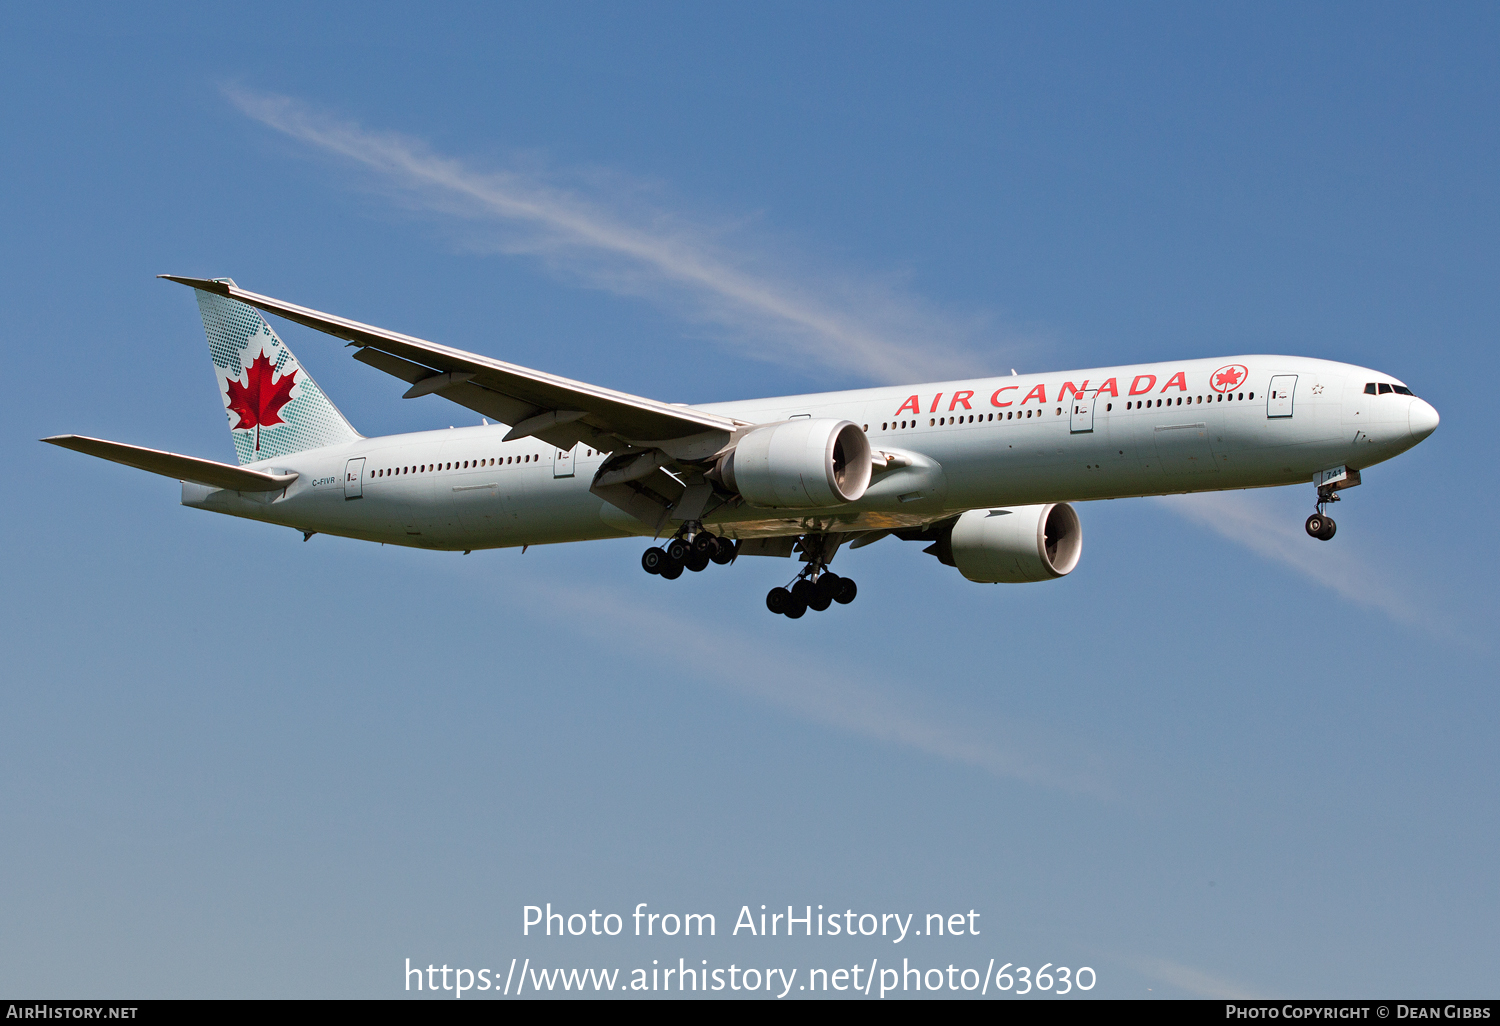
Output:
193 279 360 465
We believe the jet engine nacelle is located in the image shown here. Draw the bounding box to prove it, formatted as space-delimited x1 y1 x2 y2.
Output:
945 503 1083 583
717 419 872 508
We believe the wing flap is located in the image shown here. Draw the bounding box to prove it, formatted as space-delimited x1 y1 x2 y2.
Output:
43 435 298 492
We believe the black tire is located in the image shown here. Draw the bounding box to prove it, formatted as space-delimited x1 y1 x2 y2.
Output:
835 577 858 604
784 600 807 619
710 537 736 565
1305 514 1325 538
766 587 791 614
1318 516 1337 541
665 538 690 564
815 572 842 602
686 550 711 572
791 579 816 606
641 547 666 574
808 593 833 612
691 533 716 556
660 563 683 580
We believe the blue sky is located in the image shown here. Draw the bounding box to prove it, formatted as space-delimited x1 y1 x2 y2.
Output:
2 2 1495 999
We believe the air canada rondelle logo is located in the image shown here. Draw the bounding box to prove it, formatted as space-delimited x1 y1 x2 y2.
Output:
1210 364 1248 393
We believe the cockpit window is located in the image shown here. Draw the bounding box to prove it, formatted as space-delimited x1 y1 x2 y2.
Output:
1391 384 1414 396
1378 383 1393 394
1364 382 1377 394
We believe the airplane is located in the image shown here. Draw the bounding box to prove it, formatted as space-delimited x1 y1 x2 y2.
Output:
45 276 1440 619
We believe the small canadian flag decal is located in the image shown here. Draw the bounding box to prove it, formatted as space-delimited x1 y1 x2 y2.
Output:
225 350 297 451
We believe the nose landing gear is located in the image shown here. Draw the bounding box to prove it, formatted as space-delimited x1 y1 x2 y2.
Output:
1306 467 1361 541
1305 513 1336 541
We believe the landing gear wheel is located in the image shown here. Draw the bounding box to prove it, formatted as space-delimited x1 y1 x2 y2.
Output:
665 538 690 564
834 578 858 604
1305 514 1326 539
1317 516 1336 541
815 573 842 602
641 547 666 575
784 600 807 619
686 550 711 572
691 533 716 557
791 579 816 607
710 537 736 565
660 563 683 580
766 587 792 614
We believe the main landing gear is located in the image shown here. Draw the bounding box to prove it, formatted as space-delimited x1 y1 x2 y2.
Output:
765 532 857 619
641 525 737 580
641 526 859 619
765 568 857 620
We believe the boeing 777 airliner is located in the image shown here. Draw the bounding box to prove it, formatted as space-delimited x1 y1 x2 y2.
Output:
46 277 1439 618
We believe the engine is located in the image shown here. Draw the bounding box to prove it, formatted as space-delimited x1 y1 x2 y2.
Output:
932 504 1083 583
716 419 872 508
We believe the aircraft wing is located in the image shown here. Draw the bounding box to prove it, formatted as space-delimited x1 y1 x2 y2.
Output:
158 276 745 456
43 435 298 491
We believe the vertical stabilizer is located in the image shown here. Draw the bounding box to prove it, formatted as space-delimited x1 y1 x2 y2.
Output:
193 280 360 465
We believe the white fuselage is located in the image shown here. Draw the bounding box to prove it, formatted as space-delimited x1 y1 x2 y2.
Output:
184 355 1436 550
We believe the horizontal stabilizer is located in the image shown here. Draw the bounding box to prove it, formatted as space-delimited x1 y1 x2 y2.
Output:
42 435 298 491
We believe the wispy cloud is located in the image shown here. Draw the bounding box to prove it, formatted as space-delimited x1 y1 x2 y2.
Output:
227 89 1003 384
1155 490 1455 639
528 576 1119 800
1127 954 1259 999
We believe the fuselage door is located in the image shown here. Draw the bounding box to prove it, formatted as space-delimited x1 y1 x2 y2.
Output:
1267 375 1298 418
554 445 576 478
344 457 365 499
1069 390 1096 433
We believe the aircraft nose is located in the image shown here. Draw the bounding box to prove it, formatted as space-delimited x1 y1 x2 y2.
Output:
1408 398 1440 441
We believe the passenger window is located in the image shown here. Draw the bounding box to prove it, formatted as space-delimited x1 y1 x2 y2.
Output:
1378 383 1393 394
1365 382 1377 394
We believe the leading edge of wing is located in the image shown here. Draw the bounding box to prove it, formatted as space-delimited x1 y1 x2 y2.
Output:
158 275 743 443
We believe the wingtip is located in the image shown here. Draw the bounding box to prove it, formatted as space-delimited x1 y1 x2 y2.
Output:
158 274 233 295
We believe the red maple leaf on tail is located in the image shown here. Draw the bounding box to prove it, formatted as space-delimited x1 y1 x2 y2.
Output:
225 350 297 451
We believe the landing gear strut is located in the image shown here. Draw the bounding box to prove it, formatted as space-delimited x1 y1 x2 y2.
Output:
1306 482 1340 541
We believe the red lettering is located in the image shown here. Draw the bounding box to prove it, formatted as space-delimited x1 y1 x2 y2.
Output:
1021 383 1047 405
895 395 921 416
929 394 944 414
990 386 1017 407
948 390 974 411
1096 377 1119 397
1161 371 1187 393
1058 380 1091 400
1129 374 1156 396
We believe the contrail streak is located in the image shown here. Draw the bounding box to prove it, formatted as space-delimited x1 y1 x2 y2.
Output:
1155 490 1452 638
531 576 1119 800
228 89 994 384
